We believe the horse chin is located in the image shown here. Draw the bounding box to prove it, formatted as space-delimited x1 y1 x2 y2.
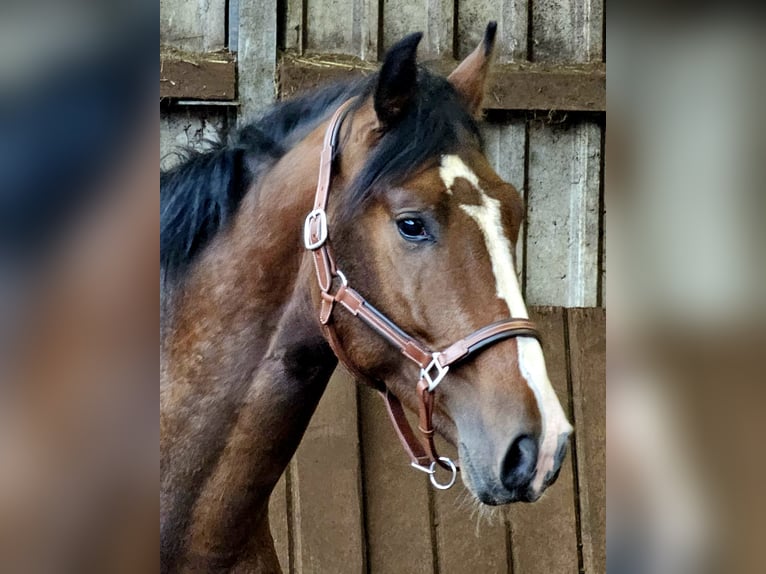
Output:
459 443 542 506
471 484 541 506
472 486 541 506
458 445 504 506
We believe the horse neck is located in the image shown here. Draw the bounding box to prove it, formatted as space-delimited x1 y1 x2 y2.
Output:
161 123 339 564
162 115 333 391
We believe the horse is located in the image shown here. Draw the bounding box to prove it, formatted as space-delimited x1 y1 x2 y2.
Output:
161 22 573 573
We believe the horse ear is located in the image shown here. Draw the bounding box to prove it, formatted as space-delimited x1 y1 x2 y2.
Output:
374 32 422 128
448 21 497 115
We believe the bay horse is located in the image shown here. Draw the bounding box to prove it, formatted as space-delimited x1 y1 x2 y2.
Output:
161 23 572 573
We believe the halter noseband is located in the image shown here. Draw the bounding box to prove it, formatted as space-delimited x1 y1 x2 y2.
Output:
304 99 541 489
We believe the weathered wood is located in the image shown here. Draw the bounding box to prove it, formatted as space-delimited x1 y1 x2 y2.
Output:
268 472 291 572
567 307 606 574
531 0 604 63
484 64 605 112
160 51 236 100
278 54 605 111
160 107 233 170
284 0 306 53
507 306 580 573
432 437 509 574
424 60 605 112
523 0 604 307
301 0 379 60
456 0 527 61
359 386 435 574
238 0 278 122
482 121 526 195
290 369 365 574
525 121 601 306
277 54 377 100
382 0 453 57
599 195 605 307
160 0 227 53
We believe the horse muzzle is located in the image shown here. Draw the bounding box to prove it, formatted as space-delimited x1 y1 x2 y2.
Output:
461 430 570 505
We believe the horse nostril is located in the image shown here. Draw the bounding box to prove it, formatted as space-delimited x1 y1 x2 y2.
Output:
500 434 538 491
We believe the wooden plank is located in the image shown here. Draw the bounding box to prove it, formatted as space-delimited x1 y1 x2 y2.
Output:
531 0 603 63
598 126 605 307
268 471 291 572
278 55 605 112
228 0 239 53
524 0 604 307
160 0 227 53
432 436 509 574
277 54 377 100
456 0 527 61
599 197 605 307
525 120 601 306
484 65 605 112
359 386 435 574
382 0 453 58
290 369 365 574
160 107 233 170
303 0 379 60
284 0 306 53
160 52 236 100
425 60 605 112
482 121 526 198
238 0 278 122
507 306 580 573
567 308 606 574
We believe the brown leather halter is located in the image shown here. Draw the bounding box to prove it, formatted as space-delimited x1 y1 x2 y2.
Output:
304 99 541 489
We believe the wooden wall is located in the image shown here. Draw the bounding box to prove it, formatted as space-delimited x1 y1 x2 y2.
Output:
160 0 227 53
270 307 605 573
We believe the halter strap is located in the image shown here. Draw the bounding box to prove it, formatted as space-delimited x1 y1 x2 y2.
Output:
304 99 541 487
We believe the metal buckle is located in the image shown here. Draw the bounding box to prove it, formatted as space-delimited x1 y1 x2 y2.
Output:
411 457 458 490
303 209 328 250
421 354 449 391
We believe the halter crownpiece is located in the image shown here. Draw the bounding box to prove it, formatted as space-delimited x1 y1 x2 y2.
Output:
304 99 541 490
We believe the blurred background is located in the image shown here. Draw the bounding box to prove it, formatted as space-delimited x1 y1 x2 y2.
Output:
0 0 764 572
608 4 766 574
0 1 157 572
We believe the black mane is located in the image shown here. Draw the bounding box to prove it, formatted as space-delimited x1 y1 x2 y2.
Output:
160 67 480 277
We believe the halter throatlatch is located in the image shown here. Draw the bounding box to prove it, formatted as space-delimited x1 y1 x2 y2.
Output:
304 99 541 490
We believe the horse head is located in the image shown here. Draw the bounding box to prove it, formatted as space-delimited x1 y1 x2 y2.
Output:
310 23 573 504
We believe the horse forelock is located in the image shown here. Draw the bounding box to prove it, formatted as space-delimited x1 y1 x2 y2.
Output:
338 69 482 220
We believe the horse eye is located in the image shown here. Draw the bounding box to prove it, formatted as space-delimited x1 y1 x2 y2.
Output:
396 217 430 241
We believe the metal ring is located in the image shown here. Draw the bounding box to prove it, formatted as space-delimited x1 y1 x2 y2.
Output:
429 457 458 490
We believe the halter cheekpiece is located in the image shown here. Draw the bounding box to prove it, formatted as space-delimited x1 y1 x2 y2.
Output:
304 99 541 490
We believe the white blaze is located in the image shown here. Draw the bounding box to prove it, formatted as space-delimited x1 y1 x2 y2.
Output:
440 154 479 193
439 154 573 493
